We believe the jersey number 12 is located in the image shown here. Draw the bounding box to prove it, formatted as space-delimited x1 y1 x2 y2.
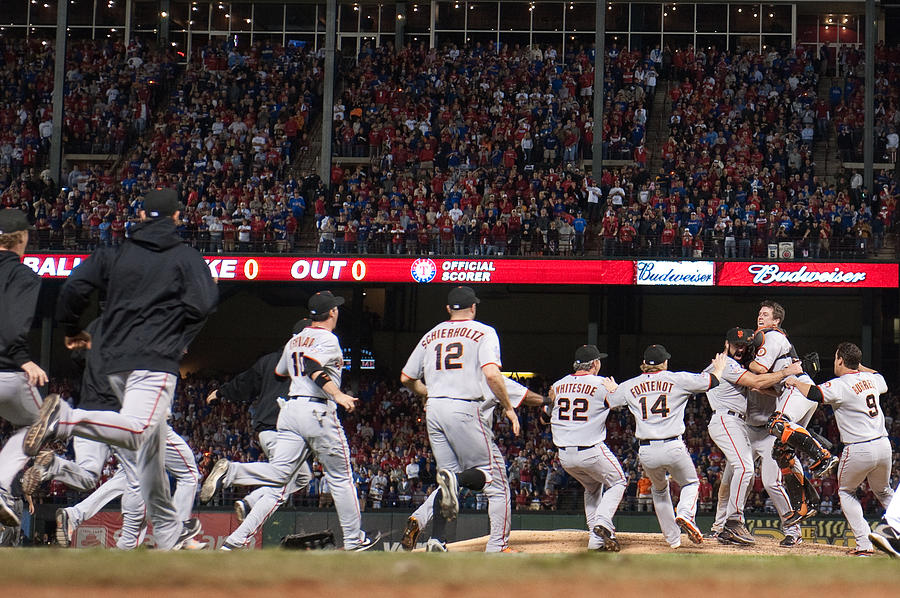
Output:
639 395 670 419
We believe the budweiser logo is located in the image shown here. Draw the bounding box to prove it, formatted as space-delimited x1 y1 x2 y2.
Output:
747 264 867 284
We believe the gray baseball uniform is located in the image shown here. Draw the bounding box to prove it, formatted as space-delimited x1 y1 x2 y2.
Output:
704 356 754 524
609 370 713 547
402 319 503 486
752 328 816 424
0 374 42 494
819 371 893 551
219 326 366 550
550 372 625 549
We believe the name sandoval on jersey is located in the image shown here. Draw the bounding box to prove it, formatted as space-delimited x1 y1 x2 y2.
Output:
555 382 599 396
441 261 496 282
630 379 674 397
421 326 485 347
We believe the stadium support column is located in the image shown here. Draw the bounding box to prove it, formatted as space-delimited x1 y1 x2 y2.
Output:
320 0 337 187
396 3 406 51
863 0 875 192
160 0 171 45
591 0 605 182
49 0 68 189
125 0 132 46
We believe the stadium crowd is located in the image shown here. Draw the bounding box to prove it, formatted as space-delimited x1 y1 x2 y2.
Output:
16 370 898 518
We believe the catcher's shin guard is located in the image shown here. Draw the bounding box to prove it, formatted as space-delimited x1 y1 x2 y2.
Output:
781 466 820 526
767 413 835 474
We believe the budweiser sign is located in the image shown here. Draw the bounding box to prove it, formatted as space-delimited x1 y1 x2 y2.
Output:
636 260 714 286
717 262 899 288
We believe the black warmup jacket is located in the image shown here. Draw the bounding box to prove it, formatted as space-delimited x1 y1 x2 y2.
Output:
56 218 218 376
70 319 121 410
218 352 289 433
0 250 41 371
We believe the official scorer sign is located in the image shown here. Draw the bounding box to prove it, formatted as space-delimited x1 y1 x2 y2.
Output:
636 260 715 286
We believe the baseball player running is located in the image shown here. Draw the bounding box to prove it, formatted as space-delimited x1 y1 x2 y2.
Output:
204 319 313 549
402 375 543 552
608 345 725 548
24 189 218 550
785 342 894 556
752 300 838 525
870 491 900 557
705 327 802 545
400 286 520 552
200 291 378 551
54 426 204 549
550 345 624 551
0 209 49 527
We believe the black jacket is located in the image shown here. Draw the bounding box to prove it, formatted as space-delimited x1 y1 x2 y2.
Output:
56 218 218 376
218 352 289 433
70 319 121 410
0 250 41 371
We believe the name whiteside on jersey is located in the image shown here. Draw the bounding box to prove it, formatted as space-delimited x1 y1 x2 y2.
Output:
554 382 599 396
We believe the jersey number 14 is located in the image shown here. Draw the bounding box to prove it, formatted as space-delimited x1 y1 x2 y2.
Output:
639 395 670 419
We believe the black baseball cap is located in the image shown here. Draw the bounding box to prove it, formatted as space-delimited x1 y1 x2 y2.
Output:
0 209 32 235
292 318 312 334
447 286 480 310
143 188 183 218
574 345 608 363
643 344 671 365
308 291 345 317
726 327 755 345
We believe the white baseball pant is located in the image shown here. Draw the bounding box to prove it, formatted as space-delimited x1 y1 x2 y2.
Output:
836 437 894 551
637 439 699 547
777 386 818 427
886 480 900 533
45 437 110 491
222 398 364 550
53 371 181 549
425 398 494 483
0 372 42 492
558 443 626 549
714 425 801 537
410 439 512 552
224 429 312 548
65 427 200 549
707 413 753 523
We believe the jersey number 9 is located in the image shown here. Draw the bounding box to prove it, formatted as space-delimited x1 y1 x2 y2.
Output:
865 394 878 418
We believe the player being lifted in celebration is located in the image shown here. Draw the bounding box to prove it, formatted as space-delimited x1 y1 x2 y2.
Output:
201 291 379 551
704 328 802 546
609 345 726 548
752 300 839 525
784 342 894 557
549 345 624 552
400 286 520 552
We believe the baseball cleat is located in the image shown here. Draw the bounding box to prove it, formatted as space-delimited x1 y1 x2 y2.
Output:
23 393 60 457
869 529 900 558
675 516 703 544
779 535 803 548
55 508 75 547
499 547 521 553
723 520 755 545
784 505 817 527
400 517 420 552
173 518 202 550
593 524 621 552
220 541 241 551
21 450 55 496
351 531 382 552
234 499 248 522
848 547 874 557
716 530 740 545
811 454 840 478
425 538 448 552
436 469 459 521
200 459 230 504
0 491 20 528
703 528 723 540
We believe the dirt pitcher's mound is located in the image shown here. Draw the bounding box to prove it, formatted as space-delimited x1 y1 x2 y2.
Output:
448 530 851 556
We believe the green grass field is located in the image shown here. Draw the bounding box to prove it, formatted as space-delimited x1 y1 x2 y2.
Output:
3 549 899 597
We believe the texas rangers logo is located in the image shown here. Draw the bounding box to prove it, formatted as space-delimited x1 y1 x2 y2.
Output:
411 258 437 283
